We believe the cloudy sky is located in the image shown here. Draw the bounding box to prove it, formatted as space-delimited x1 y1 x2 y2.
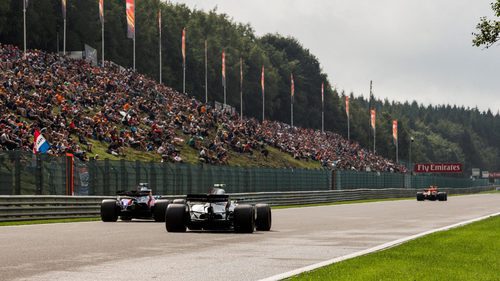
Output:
172 0 499 112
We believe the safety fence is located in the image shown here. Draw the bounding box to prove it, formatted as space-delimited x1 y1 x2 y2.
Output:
0 186 496 222
0 151 494 196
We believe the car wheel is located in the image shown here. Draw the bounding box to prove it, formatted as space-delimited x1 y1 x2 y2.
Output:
255 204 272 231
153 200 170 222
165 204 187 232
101 199 119 222
234 205 255 233
437 192 446 201
173 199 186 204
416 192 424 201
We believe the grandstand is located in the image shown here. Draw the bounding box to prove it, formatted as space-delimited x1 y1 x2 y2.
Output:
0 44 406 173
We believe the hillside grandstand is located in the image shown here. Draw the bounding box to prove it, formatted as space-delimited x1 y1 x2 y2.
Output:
0 44 406 173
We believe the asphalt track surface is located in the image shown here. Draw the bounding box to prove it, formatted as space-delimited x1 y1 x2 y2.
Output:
1 193 499 281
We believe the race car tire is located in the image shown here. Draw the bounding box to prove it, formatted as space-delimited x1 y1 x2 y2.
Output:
165 204 187 232
173 199 186 204
153 200 170 222
416 192 424 201
255 204 272 231
438 192 447 201
234 205 255 233
101 200 119 222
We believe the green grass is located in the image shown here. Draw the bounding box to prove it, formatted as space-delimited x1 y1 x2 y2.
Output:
0 217 100 226
288 215 500 281
85 136 321 169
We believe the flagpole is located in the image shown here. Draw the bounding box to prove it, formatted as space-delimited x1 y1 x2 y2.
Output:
396 138 398 163
291 96 294 127
133 4 135 71
240 57 243 120
101 12 104 66
262 88 265 122
63 18 66 55
23 0 27 57
347 114 350 140
223 51 226 106
205 40 208 103
159 10 162 84
321 83 325 133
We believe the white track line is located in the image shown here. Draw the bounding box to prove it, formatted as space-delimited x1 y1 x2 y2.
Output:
260 211 500 281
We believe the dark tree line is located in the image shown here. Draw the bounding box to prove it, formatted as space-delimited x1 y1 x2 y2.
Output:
0 0 498 172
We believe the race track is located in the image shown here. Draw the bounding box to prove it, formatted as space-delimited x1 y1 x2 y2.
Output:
1 193 499 281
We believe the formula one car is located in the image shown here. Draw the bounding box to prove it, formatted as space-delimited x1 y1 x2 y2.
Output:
165 187 271 233
100 183 170 222
416 185 447 201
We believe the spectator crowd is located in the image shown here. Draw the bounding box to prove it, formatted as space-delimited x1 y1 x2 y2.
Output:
0 44 406 173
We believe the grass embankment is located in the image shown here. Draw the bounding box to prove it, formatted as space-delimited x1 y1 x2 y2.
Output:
288 215 500 281
0 217 100 226
86 139 321 169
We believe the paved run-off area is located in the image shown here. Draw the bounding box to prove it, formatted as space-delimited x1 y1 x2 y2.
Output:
1 194 499 281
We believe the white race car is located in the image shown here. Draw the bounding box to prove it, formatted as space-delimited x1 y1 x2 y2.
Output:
165 187 271 233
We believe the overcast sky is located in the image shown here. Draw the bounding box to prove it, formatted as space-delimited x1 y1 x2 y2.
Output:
172 0 499 112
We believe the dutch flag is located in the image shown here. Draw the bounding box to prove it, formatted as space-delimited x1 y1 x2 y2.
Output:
33 129 50 154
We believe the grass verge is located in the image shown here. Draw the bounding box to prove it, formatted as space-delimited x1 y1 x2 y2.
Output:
0 217 100 226
288 215 500 281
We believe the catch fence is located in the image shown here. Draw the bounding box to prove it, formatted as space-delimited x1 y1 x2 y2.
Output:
0 151 492 196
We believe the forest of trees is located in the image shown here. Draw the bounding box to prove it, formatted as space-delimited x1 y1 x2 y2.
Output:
0 0 499 173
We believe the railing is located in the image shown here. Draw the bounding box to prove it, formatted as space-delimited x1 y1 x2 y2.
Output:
0 186 495 222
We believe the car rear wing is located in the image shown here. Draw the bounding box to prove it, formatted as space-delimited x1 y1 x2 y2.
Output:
186 194 229 203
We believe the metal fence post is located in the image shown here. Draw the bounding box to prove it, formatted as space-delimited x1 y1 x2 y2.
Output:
14 151 21 195
103 158 110 195
35 154 43 195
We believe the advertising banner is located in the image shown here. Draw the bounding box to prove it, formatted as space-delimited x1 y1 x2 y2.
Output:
414 163 463 173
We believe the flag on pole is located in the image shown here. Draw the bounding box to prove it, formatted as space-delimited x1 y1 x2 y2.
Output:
99 0 104 24
222 49 226 86
393 120 398 142
182 28 186 62
370 109 376 130
25 0 29 8
126 0 135 39
33 129 50 154
261 65 265 95
345 96 350 116
61 0 67 20
291 74 295 98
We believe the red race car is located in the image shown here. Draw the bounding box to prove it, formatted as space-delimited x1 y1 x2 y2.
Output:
416 185 447 201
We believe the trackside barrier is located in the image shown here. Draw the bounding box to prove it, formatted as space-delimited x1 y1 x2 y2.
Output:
0 186 496 222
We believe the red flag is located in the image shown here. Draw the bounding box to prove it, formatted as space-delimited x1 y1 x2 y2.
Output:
222 49 226 85
291 74 295 98
99 0 104 24
126 0 135 39
182 28 186 62
261 65 265 95
393 120 398 142
370 109 376 130
61 0 67 20
345 96 350 116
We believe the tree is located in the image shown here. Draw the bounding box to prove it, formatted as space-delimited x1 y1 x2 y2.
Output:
473 0 500 48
